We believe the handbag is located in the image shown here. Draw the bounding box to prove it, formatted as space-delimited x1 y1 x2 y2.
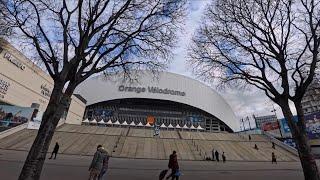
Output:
174 170 181 177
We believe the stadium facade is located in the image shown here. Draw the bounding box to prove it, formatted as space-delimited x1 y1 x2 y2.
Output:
76 72 238 132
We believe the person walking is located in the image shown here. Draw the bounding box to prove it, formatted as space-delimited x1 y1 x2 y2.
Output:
215 150 219 162
249 135 251 141
166 151 180 180
271 152 277 164
98 147 110 180
222 152 226 163
49 142 59 159
212 148 215 161
272 142 276 149
89 145 105 180
254 144 259 150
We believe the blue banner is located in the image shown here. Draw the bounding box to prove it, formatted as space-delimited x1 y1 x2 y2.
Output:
305 112 320 139
279 112 320 140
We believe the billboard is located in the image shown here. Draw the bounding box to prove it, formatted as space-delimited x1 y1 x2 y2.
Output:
279 112 320 140
186 115 204 123
261 121 279 131
27 110 44 130
94 109 113 117
305 112 320 139
0 105 34 131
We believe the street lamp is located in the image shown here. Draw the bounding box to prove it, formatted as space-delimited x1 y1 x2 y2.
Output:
271 105 283 138
240 118 246 131
246 116 252 130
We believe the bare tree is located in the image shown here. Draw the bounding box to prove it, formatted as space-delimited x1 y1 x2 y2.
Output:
189 0 320 179
1 0 186 179
0 0 12 36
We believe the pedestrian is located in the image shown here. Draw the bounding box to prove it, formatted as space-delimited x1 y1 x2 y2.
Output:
89 145 105 180
249 135 251 141
272 152 277 164
212 148 215 161
215 150 219 162
272 142 276 149
49 142 59 159
222 152 226 163
98 147 110 180
254 144 259 150
166 151 180 180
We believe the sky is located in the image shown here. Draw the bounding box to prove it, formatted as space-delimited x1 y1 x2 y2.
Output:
167 0 288 130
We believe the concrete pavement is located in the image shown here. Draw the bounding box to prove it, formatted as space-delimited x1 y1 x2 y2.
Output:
0 149 305 180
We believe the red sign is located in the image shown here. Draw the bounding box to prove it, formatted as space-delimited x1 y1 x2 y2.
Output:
262 121 279 131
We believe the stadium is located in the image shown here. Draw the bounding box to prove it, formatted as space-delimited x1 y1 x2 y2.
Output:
75 71 238 133
0 40 300 179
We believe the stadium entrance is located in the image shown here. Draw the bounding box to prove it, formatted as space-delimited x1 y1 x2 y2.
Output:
84 98 233 132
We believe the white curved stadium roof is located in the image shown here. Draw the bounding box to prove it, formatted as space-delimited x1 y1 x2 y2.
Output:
75 71 238 131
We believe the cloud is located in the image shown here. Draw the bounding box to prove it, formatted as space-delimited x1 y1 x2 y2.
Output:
168 0 210 77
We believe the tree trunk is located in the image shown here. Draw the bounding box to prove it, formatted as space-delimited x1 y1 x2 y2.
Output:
281 104 320 180
296 132 320 180
18 82 72 180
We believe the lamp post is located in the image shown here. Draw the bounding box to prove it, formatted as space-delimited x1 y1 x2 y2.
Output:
252 114 258 129
240 118 245 131
246 116 252 130
271 105 283 138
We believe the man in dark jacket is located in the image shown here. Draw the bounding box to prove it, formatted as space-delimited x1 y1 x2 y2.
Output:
89 145 105 180
98 148 110 180
49 142 59 159
215 150 219 162
166 151 179 180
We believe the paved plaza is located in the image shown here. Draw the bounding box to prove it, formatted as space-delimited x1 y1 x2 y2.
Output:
0 149 304 180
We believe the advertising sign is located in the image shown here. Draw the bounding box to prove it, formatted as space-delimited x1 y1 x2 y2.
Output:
154 124 160 136
279 113 320 140
27 110 44 130
262 121 280 131
0 78 10 99
186 115 204 123
283 139 296 148
0 105 34 132
94 109 113 118
305 112 320 139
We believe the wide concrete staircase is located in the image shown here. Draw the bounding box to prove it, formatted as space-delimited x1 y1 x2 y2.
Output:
0 124 298 161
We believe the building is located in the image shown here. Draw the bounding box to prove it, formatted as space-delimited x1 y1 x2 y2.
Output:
0 39 86 124
302 80 320 115
75 72 238 132
254 114 277 129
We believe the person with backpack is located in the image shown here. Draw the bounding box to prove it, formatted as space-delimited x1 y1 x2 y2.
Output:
166 151 180 180
89 145 105 180
98 147 110 180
